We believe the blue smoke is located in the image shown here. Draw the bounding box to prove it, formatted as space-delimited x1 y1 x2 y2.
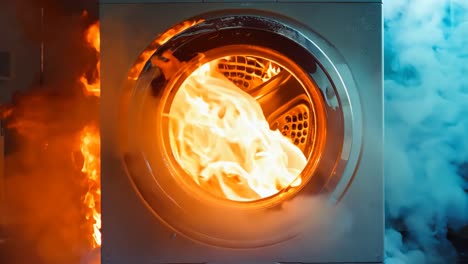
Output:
384 0 468 263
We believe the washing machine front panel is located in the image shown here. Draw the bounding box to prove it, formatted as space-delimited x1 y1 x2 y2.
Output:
101 1 382 263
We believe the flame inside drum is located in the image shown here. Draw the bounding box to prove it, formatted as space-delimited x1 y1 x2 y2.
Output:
168 59 307 202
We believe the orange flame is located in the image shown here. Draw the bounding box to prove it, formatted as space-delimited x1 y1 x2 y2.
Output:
79 19 101 249
168 60 305 201
0 105 13 119
80 21 101 97
128 19 204 80
80 125 101 248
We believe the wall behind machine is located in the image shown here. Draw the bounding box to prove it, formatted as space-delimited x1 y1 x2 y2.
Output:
0 1 42 104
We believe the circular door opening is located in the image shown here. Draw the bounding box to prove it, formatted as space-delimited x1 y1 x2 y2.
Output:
166 45 327 202
120 11 362 248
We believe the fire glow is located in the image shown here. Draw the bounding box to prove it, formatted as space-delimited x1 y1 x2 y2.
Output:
80 125 101 248
128 19 204 80
79 19 101 249
80 21 101 97
168 60 306 201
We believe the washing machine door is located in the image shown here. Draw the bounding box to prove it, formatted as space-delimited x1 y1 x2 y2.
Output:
119 10 362 248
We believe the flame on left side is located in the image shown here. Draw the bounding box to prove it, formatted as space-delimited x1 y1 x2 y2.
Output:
80 125 101 248
79 18 101 249
80 21 101 97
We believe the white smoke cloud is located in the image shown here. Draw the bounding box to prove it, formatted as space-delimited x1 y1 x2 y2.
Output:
384 0 468 263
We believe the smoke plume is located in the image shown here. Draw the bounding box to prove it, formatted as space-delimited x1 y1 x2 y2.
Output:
2 1 98 264
384 0 468 263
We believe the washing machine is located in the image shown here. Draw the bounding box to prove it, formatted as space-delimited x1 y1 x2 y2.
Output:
100 0 383 263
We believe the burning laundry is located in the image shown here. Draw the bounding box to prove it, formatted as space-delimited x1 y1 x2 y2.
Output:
168 61 306 201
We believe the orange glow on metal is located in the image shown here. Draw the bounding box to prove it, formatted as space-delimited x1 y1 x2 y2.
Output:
128 19 204 80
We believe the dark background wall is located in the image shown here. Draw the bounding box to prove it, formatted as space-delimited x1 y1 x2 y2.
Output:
0 1 42 104
0 0 42 256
